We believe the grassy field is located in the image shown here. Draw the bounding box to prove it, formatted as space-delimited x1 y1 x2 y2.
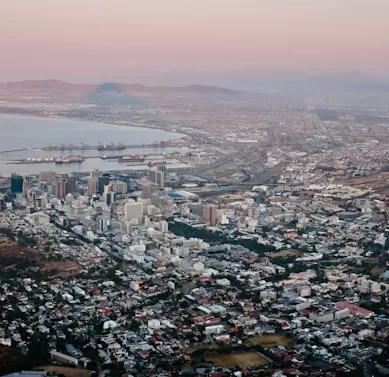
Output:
36 366 93 377
267 249 302 259
206 352 268 368
245 334 293 349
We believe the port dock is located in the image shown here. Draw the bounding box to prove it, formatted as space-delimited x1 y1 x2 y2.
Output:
40 141 175 152
0 141 179 155
5 152 177 165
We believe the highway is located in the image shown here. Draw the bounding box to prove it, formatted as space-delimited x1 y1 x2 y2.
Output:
186 152 241 175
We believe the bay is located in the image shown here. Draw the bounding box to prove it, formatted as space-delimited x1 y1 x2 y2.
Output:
0 114 186 176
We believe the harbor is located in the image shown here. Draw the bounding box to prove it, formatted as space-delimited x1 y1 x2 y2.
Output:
0 140 181 154
0 114 188 175
7 155 85 165
40 141 165 152
4 152 186 171
7 154 149 165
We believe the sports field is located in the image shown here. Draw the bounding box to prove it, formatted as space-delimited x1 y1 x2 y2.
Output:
245 334 293 348
206 352 268 368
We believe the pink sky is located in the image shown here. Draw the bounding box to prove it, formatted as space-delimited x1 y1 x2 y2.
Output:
1 0 389 82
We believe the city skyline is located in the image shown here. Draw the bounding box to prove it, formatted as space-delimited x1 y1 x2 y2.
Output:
1 0 389 84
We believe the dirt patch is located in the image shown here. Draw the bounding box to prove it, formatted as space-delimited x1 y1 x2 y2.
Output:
206 352 268 368
0 236 16 247
338 173 389 189
0 238 81 277
245 334 293 349
267 249 302 259
40 260 82 277
36 366 93 377
186 344 219 355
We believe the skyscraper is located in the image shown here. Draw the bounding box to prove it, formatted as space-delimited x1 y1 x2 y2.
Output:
11 175 23 194
118 174 131 191
159 220 169 233
112 181 127 194
86 177 98 196
66 175 78 194
39 171 56 183
105 191 116 206
148 162 166 188
203 204 218 226
125 201 144 223
23 177 30 195
141 181 153 199
98 176 110 194
55 179 67 199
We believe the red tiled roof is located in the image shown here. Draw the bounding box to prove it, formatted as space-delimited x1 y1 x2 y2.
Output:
335 301 374 317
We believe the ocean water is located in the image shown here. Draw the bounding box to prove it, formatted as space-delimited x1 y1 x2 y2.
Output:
0 114 185 176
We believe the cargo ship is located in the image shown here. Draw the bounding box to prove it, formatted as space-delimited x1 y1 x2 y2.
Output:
97 142 126 151
54 156 84 164
42 144 87 151
101 154 124 160
118 155 146 163
13 157 55 164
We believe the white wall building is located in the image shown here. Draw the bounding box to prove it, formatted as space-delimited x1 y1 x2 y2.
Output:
125 201 144 223
204 325 224 335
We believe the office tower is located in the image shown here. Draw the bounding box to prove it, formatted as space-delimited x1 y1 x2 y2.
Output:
26 175 35 186
112 181 127 194
40 171 56 183
98 176 110 194
47 184 56 196
118 174 131 191
23 177 30 195
141 181 153 199
159 220 168 233
30 191 38 208
203 204 218 226
148 162 165 188
89 170 102 178
103 183 113 195
124 221 133 234
99 218 110 233
55 179 67 199
40 195 48 209
86 177 98 196
11 175 23 194
124 201 144 223
105 191 116 206
66 175 78 194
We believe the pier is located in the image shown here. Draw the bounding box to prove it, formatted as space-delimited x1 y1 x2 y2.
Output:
0 141 179 154
40 141 174 152
5 153 179 165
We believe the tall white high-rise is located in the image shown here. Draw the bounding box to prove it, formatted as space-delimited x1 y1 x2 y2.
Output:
148 162 166 188
159 220 169 233
124 201 144 223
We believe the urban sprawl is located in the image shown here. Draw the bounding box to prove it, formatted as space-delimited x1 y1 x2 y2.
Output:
1 104 389 377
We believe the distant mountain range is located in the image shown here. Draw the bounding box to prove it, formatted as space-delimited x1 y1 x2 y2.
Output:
285 71 389 91
1 75 388 105
0 79 236 95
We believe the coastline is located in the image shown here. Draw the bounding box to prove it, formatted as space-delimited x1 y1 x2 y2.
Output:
0 109 189 141
0 111 192 177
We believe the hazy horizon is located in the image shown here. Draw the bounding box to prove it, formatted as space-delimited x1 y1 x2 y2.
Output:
1 0 389 85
